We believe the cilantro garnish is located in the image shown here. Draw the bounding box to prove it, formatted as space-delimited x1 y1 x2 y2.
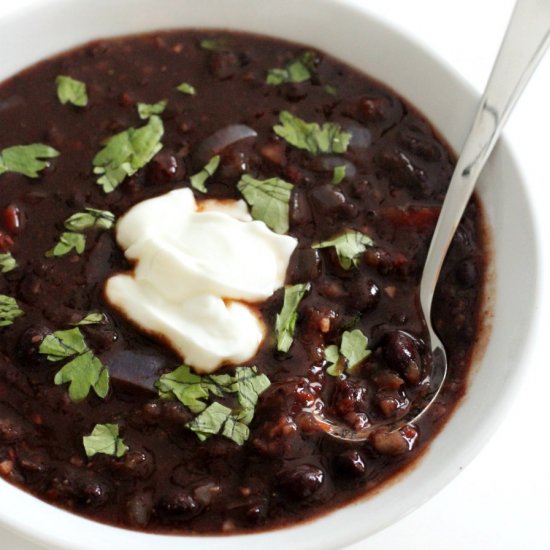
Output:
92 115 164 193
273 111 351 156
39 327 109 401
176 82 196 95
313 230 374 270
55 75 88 107
137 99 167 120
266 51 317 85
47 208 115 258
83 423 128 458
325 329 371 376
190 155 220 193
0 252 17 274
71 312 107 326
237 174 293 234
157 365 270 445
0 294 23 327
199 37 228 51
46 232 85 257
275 283 311 353
0 144 59 178
332 164 347 184
64 208 116 232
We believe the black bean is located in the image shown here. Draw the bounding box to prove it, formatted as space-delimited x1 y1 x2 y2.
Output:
289 188 313 226
146 152 183 185
382 331 421 374
208 51 239 80
287 248 321 283
17 325 50 364
126 492 153 527
156 490 201 520
334 450 367 478
310 184 356 219
50 465 111 507
277 464 324 500
346 276 380 311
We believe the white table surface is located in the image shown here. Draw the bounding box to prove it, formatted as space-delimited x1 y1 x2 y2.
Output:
1 1 549 548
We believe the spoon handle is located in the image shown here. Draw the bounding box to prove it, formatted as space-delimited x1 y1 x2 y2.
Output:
420 0 550 314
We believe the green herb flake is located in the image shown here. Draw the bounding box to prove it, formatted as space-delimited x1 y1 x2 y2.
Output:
273 111 351 156
324 84 338 97
186 401 232 442
156 364 210 414
72 312 107 326
332 164 347 184
55 75 88 107
190 155 220 193
93 115 164 193
341 329 370 370
64 208 116 232
266 51 316 85
137 99 167 120
0 144 59 178
324 344 344 376
324 329 370 376
83 423 128 458
46 231 86 258
313 229 374 270
199 37 227 51
0 294 23 327
230 366 271 424
275 283 311 352
237 174 293 234
0 252 17 274
222 416 250 446
176 82 196 95
39 327 109 401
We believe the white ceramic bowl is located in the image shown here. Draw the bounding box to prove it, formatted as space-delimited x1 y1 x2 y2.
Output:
0 0 540 549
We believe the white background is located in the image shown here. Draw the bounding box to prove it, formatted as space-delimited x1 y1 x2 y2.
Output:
0 0 549 548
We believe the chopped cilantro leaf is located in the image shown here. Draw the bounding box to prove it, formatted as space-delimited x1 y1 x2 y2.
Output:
199 37 228 51
0 294 23 327
273 110 351 155
222 416 250 446
313 229 374 270
332 164 347 184
324 329 371 376
137 99 167 120
0 144 59 178
176 82 196 95
230 366 271 424
39 327 109 401
55 75 88 107
324 84 338 96
324 344 344 376
0 252 17 274
341 329 370 370
186 401 232 442
72 312 107 326
83 423 128 458
46 231 86 258
64 208 115 232
275 283 311 352
93 115 164 193
190 155 220 193
156 364 210 414
237 174 293 234
266 51 316 85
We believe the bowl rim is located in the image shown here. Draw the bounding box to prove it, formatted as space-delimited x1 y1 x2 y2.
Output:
0 0 542 548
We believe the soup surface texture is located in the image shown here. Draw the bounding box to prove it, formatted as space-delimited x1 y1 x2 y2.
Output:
0 31 485 533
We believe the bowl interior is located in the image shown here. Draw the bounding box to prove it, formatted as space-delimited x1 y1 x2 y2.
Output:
0 0 539 549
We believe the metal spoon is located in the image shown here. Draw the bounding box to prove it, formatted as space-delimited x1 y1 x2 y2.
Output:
312 0 550 442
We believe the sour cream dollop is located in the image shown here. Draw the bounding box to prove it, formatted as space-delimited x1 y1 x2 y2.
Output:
104 188 297 373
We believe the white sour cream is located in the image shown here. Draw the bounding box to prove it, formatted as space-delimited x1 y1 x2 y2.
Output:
104 188 297 373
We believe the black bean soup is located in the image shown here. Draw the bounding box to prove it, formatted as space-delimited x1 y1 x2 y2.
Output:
0 31 486 533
